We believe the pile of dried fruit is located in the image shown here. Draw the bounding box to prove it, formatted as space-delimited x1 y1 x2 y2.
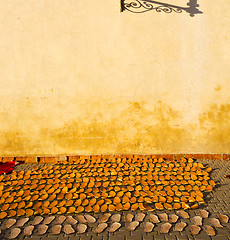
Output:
0 157 215 219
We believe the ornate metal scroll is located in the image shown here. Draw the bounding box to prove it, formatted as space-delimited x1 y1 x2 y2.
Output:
121 0 202 17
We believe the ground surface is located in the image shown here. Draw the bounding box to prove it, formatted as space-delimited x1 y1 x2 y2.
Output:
0 158 230 240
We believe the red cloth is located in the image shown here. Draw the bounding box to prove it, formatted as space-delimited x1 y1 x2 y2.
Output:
0 160 17 174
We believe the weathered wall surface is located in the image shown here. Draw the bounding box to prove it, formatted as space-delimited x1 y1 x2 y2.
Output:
0 0 230 156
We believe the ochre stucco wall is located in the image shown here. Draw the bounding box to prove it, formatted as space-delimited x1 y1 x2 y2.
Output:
0 0 230 156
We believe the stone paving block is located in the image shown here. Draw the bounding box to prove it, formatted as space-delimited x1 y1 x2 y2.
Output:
169 232 181 237
56 233 66 238
127 235 144 240
178 231 191 236
194 235 212 240
30 236 42 240
146 232 158 236
143 235 154 240
153 235 166 240
89 236 103 240
17 234 25 240
165 235 177 240
41 237 58 240
68 236 81 240
58 237 70 240
98 228 109 235
109 235 125 240
211 236 229 240
114 229 131 236
153 226 161 234
130 229 144 236
186 236 195 240
80 236 92 240
87 232 98 238
184 234 195 240
86 227 94 233
215 228 230 236
176 235 189 240
98 231 109 237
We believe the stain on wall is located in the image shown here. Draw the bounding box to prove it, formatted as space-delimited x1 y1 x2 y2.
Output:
44 101 191 154
199 104 230 153
0 97 230 156
0 99 192 155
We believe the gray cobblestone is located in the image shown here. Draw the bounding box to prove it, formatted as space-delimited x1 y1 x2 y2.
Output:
89 236 103 240
30 236 42 240
211 236 229 240
215 229 230 236
182 234 195 240
80 236 92 240
43 237 59 240
143 235 154 240
87 232 98 238
180 230 191 236
68 236 81 240
153 235 166 240
165 235 177 240
176 235 189 240
98 231 109 237
56 237 69 240
130 229 144 236
194 235 212 240
187 236 195 240
109 236 126 240
127 235 143 240
115 229 131 236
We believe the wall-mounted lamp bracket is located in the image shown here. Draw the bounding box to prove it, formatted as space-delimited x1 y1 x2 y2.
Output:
121 0 202 17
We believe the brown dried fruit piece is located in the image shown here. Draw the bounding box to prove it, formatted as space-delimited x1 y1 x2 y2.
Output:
51 207 58 214
26 209 34 217
77 206 85 213
0 212 7 219
8 210 17 217
59 207 67 214
123 202 130 210
101 204 107 212
85 205 92 212
108 204 116 211
155 203 164 210
17 209 26 216
131 203 139 211
164 203 173 210
206 185 213 191
114 197 121 204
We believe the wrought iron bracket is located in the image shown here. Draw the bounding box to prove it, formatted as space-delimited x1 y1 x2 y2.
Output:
121 0 202 17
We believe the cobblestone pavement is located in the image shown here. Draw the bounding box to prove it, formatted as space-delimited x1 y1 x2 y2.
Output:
0 159 230 240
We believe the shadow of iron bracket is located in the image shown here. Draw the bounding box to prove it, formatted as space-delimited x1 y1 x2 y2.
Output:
121 0 203 17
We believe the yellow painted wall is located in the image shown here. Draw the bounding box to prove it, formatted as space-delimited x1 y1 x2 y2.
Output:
0 0 230 156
